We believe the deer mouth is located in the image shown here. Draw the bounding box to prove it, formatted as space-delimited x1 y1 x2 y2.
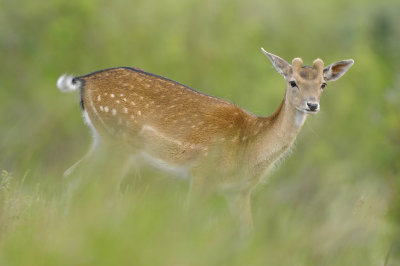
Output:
296 107 320 114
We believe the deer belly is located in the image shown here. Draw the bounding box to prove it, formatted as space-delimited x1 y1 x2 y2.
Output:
138 151 190 178
138 124 205 169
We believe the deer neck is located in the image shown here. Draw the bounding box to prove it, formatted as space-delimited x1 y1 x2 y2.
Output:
270 92 307 140
250 90 307 172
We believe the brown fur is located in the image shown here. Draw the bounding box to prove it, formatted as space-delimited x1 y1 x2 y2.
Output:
79 67 260 165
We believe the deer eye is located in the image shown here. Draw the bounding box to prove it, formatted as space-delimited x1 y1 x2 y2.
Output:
321 82 327 89
289 81 297 88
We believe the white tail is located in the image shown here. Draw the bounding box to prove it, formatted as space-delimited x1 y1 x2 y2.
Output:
57 74 80 93
58 49 354 233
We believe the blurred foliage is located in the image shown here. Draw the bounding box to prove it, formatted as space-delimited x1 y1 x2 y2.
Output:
0 0 399 265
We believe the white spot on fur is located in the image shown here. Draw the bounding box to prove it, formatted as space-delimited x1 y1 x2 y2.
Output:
110 94 115 98
100 106 104 112
131 101 135 106
123 107 128 113
104 106 109 112
138 110 142 116
116 100 120 104
97 95 101 102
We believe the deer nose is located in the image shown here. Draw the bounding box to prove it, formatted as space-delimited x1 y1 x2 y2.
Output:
307 101 319 111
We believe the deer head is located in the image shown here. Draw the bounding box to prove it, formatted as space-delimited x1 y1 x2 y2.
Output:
261 48 354 114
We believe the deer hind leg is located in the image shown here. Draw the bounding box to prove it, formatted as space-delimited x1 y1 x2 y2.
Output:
110 151 138 194
62 146 135 216
63 110 101 177
225 191 254 235
63 138 99 177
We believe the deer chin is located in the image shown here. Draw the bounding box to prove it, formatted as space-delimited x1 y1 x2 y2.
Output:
296 107 319 115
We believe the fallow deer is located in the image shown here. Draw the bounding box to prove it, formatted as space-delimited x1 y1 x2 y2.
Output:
57 49 354 232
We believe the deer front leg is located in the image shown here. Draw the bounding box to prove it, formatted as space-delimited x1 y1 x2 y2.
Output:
225 191 254 235
185 173 211 210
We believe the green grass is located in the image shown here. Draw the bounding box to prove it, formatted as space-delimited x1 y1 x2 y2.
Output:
0 160 395 265
1 0 400 265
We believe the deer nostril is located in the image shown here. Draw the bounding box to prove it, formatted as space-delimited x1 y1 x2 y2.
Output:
307 102 319 111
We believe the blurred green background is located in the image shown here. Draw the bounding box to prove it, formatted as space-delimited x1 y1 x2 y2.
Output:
1 0 399 265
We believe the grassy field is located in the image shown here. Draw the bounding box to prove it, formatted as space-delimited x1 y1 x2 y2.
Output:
1 0 400 265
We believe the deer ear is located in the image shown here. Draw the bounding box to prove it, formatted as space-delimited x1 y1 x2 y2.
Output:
261 48 292 80
323 59 354 82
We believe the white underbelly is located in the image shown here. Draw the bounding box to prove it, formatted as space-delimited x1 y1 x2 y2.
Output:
138 151 191 179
